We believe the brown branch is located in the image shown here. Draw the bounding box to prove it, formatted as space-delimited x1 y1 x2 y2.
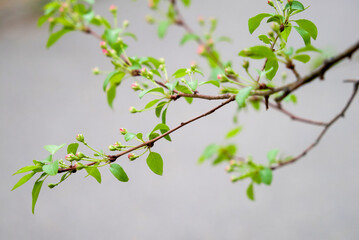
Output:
271 79 359 170
58 96 236 173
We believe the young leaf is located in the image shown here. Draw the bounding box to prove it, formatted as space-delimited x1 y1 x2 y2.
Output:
155 101 167 118
199 80 220 88
46 29 72 48
235 87 253 108
67 143 79 154
42 160 59 176
293 26 311 45
293 54 310 63
259 167 273 185
281 23 292 42
109 164 129 182
32 178 45 214
295 44 321 54
180 33 199 45
138 87 165 99
172 68 188 78
181 0 191 7
144 99 161 110
42 154 52 163
225 126 243 139
12 172 36 191
103 71 125 91
146 152 163 176
103 28 121 46
258 34 271 44
124 132 137 142
188 80 198 92
85 167 101 183
158 20 170 39
107 85 116 108
161 107 168 124
295 19 318 40
13 165 41 175
265 58 279 80
238 45 276 59
44 144 65 155
248 13 272 34
198 144 219 164
246 182 255 201
267 149 279 164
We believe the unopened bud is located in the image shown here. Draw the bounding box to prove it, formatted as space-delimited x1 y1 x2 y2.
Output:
129 106 138 113
145 15 155 24
76 152 86 159
128 153 139 161
148 0 155 9
159 58 165 64
76 134 85 143
267 0 275 7
119 128 127 135
190 63 197 71
122 20 129 28
229 159 236 166
197 16 205 25
197 44 205 55
109 5 117 13
65 153 75 161
271 22 280 32
217 74 222 80
109 145 117 151
102 48 110 56
100 41 107 49
268 31 275 38
242 60 249 70
230 175 239 183
282 72 287 80
48 17 54 23
92 67 100 75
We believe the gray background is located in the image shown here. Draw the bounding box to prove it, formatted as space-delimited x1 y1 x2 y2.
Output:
1 0 359 239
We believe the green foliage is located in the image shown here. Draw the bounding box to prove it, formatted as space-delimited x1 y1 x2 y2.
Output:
109 164 129 182
146 152 164 175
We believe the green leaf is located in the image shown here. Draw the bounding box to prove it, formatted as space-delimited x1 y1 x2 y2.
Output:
293 54 310 63
46 29 72 48
32 177 45 214
44 144 65 155
181 0 191 7
155 101 167 118
175 84 192 94
239 45 276 59
265 58 279 80
109 164 129 182
285 1 305 11
172 68 188 78
199 80 220 88
103 71 125 91
188 80 198 92
235 87 253 108
122 32 138 41
103 28 121 46
146 152 163 176
293 26 311 45
225 126 243 139
267 149 279 164
138 87 165 99
281 22 292 42
12 172 36 191
42 160 59 176
259 167 273 185
283 94 297 103
107 85 116 108
246 183 255 201
266 14 284 24
136 133 144 141
295 19 317 40
258 34 271 44
13 165 41 175
158 20 170 39
42 155 52 163
296 44 321 54
85 167 101 183
67 143 79 154
216 36 232 43
161 107 168 124
151 123 171 141
124 132 137 142
198 144 219 164
144 99 161 110
248 13 272 34
82 10 95 23
180 33 199 45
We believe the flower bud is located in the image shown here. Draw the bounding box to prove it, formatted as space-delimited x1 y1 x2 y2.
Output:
102 48 110 56
109 145 117 151
148 0 155 9
65 153 75 161
76 134 85 143
225 67 235 75
230 175 239 183
129 106 138 113
159 58 165 64
100 41 107 49
76 152 86 159
48 17 54 23
271 22 280 33
242 60 249 70
48 183 57 189
131 82 142 91
119 128 127 135
281 72 287 81
197 16 205 25
128 153 139 161
217 74 222 80
197 44 205 55
122 20 130 28
92 67 100 75
229 159 236 166
145 15 155 24
288 0 293 4
109 5 117 13
267 0 274 7
190 63 197 71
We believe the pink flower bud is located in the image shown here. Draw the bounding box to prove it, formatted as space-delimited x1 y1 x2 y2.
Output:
141 67 147 73
131 82 141 91
92 67 100 75
109 5 117 12
217 74 222 80
100 41 106 49
48 17 54 23
197 16 204 25
119 128 127 135
145 15 155 24
102 49 110 56
128 153 138 161
229 159 236 166
122 20 129 28
268 0 274 7
76 134 85 143
65 153 75 161
148 0 155 8
129 106 138 113
197 45 205 55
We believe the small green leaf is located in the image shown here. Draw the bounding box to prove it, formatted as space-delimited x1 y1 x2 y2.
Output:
151 123 170 133
180 33 199 45
67 143 79 154
146 152 163 176
295 19 318 40
293 54 310 63
225 126 243 139
265 58 279 80
175 84 192 94
46 28 72 48
124 132 137 142
267 149 279 164
293 26 311 45
32 177 45 214
42 160 59 176
172 68 188 78
12 172 36 191
199 80 220 88
239 45 276 59
155 101 167 118
103 28 121 46
248 13 272 34
44 144 65 155
13 165 41 175
107 85 116 108
198 144 219 164
122 32 138 41
236 87 253 108
158 20 170 39
181 0 191 7
109 164 129 182
259 167 273 185
246 183 255 201
295 44 321 54
188 80 198 92
285 1 305 11
144 99 161 110
85 167 101 183
258 34 271 44
138 87 165 99
281 22 292 42
42 155 52 163
161 107 168 124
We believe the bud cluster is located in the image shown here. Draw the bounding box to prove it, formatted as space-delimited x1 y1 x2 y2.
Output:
109 142 126 151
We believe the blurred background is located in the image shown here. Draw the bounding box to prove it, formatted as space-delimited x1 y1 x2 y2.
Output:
1 0 359 239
